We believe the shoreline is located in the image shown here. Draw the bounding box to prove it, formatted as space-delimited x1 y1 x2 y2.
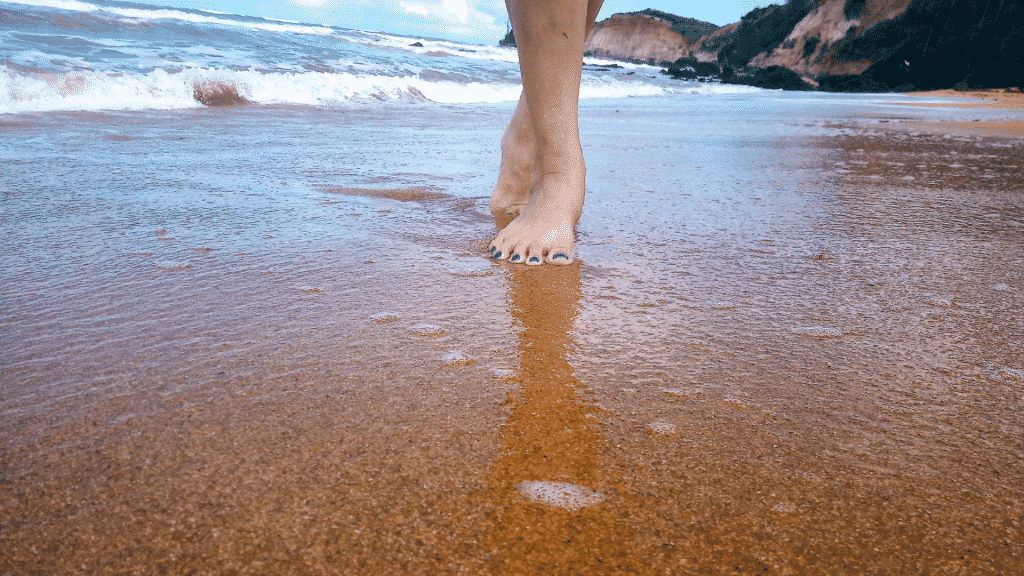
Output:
892 89 1024 137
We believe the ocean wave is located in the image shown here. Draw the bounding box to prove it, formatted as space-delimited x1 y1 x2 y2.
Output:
1 64 686 113
3 0 339 37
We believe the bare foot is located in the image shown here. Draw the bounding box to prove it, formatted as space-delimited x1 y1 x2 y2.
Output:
489 97 535 229
488 159 584 266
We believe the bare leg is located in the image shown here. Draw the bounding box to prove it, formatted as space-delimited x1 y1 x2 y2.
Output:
488 0 604 232
488 94 534 230
488 0 604 265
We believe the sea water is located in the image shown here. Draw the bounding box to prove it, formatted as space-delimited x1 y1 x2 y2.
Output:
3 1 1024 573
0 0 749 114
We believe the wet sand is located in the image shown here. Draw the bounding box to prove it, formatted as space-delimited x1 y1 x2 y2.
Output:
895 89 1024 137
2 99 1023 574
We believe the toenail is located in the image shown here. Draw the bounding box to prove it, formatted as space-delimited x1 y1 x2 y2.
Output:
510 254 522 262
492 251 503 259
552 253 569 260
528 256 541 264
489 246 496 253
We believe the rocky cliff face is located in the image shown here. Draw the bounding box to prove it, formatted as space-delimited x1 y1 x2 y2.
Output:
583 0 1024 90
584 13 692 63
747 0 914 76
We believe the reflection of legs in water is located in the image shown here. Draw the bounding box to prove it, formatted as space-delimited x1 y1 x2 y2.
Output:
484 266 639 574
488 0 604 265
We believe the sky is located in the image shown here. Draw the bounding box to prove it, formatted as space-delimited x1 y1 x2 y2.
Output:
123 0 776 45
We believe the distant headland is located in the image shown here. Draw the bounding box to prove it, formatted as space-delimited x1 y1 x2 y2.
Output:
521 1 1024 93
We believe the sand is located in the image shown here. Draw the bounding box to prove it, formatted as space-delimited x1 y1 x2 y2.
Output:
894 89 1024 137
2 97 1023 575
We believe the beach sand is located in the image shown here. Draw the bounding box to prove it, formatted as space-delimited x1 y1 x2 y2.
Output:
2 98 1023 574
895 89 1024 137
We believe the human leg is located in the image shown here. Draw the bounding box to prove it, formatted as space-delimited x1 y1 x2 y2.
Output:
488 94 535 230
487 0 604 234
488 0 601 265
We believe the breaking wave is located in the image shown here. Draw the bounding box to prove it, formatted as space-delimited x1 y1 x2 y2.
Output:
0 65 686 113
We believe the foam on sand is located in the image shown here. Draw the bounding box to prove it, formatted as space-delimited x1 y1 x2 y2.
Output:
515 481 605 510
791 326 843 338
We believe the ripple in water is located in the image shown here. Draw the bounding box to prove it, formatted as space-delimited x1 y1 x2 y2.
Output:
515 481 605 511
442 350 474 366
448 267 494 278
994 368 1023 381
491 367 514 380
156 261 192 270
791 326 843 338
409 323 446 337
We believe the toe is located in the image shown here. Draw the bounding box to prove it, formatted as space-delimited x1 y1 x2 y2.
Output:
509 253 523 263
548 251 573 265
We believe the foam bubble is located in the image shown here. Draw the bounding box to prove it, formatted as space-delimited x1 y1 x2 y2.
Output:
491 368 514 379
156 261 192 270
771 501 798 514
409 323 446 336
371 312 400 323
994 283 1012 292
926 296 953 307
711 301 736 310
515 481 605 510
449 267 494 277
648 422 676 435
995 368 1023 381
791 326 843 338
442 351 474 366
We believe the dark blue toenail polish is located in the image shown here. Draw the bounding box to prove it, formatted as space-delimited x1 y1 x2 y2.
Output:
493 251 503 259
489 246 496 253
510 254 522 262
552 253 569 260
528 256 541 264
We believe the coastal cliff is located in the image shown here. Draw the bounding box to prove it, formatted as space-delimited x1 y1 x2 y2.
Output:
584 9 719 63
581 1 1024 91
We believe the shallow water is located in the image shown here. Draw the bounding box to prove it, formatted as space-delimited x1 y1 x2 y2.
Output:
2 93 1023 574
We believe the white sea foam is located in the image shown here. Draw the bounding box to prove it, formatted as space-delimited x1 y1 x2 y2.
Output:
516 481 605 510
792 326 843 338
363 32 520 64
1 64 687 113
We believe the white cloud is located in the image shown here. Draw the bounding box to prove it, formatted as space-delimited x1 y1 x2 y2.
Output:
280 0 508 44
399 1 430 17
396 0 479 25
443 0 468 23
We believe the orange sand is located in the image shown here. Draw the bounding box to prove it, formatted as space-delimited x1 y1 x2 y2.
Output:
894 89 1024 137
2 104 1022 576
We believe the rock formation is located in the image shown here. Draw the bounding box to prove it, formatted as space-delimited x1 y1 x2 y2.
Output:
584 10 718 63
579 0 1024 91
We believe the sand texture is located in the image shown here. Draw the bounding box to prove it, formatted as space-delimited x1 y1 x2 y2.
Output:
2 96 1023 575
893 89 1024 137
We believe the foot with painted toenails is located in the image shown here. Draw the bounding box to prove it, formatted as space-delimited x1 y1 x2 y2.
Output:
487 0 603 266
